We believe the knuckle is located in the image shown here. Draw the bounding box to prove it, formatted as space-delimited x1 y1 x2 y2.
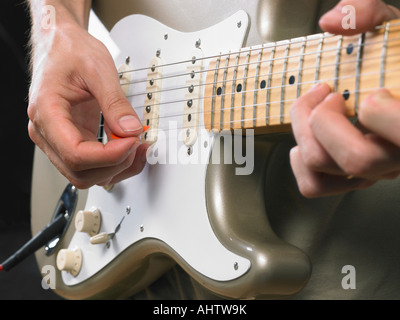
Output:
302 148 329 171
103 94 128 113
340 147 371 177
298 181 320 199
62 152 85 173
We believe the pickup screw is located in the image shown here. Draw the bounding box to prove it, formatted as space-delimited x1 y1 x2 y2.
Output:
125 56 130 64
195 39 201 48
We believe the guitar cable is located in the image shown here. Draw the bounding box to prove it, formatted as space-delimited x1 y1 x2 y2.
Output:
0 213 68 272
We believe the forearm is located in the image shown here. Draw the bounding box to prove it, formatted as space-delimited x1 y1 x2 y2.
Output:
27 0 92 74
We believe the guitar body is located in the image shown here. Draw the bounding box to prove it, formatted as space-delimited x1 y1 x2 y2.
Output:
31 9 311 299
31 0 400 300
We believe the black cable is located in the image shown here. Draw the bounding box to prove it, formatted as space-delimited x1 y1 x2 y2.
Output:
0 214 68 271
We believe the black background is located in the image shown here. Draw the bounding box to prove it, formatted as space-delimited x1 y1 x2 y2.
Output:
0 0 60 300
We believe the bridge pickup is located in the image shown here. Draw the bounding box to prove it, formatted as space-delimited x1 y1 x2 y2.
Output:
183 48 203 146
142 57 163 144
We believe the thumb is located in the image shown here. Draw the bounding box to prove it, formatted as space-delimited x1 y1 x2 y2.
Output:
84 51 143 138
101 92 143 138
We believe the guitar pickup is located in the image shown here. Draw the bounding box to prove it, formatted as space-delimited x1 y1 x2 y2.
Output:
142 56 163 144
183 48 203 146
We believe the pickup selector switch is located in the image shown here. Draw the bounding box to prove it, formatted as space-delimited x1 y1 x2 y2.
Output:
75 208 101 237
56 248 82 276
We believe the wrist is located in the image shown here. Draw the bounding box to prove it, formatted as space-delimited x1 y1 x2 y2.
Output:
28 0 92 70
28 0 91 33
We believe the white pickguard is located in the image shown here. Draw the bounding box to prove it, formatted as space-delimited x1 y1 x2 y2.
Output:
62 11 250 285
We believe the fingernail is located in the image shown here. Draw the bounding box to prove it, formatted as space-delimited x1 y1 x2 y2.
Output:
119 115 142 132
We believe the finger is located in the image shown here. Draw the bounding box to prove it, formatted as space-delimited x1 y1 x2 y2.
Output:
309 92 400 179
319 0 400 35
290 146 375 198
81 42 143 138
107 144 149 185
30 94 141 172
31 127 142 189
359 89 400 146
290 83 343 174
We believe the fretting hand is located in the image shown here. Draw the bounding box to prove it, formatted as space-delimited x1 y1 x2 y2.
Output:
290 0 400 198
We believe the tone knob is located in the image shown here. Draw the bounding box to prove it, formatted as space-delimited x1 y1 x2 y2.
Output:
75 208 101 236
56 248 82 276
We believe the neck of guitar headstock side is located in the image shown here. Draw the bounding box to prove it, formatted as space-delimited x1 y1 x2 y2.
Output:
203 19 400 135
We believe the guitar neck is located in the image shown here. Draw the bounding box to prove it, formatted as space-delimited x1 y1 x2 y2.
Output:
203 19 400 134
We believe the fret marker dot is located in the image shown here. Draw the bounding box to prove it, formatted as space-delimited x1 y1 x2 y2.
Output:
289 75 295 85
346 43 354 55
260 80 266 89
217 87 222 95
236 83 242 93
343 90 350 100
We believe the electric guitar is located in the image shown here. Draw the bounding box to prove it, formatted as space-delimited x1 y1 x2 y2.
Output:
31 10 400 299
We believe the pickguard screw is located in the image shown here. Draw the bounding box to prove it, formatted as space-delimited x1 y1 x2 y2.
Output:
164 33 168 40
140 225 144 232
195 39 201 48
234 262 239 270
237 21 242 28
125 56 130 64
126 206 131 215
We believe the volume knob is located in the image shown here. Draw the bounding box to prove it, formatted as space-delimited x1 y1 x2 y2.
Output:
75 208 101 236
56 248 82 276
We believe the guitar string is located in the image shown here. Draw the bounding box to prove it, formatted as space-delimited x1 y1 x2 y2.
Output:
126 52 392 102
120 36 400 109
118 33 337 75
110 85 398 139
120 37 400 86
129 61 400 118
99 24 400 136
148 84 400 135
97 78 400 137
117 22 400 77
145 80 400 132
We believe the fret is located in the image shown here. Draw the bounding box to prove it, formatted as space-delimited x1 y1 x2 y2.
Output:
253 48 263 128
220 54 230 131
334 35 343 92
314 34 325 83
297 38 306 98
202 18 400 134
302 34 324 96
354 33 366 114
241 52 251 128
284 38 303 124
266 44 276 126
210 56 220 131
380 22 390 88
230 54 240 130
280 42 290 124
381 19 400 101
